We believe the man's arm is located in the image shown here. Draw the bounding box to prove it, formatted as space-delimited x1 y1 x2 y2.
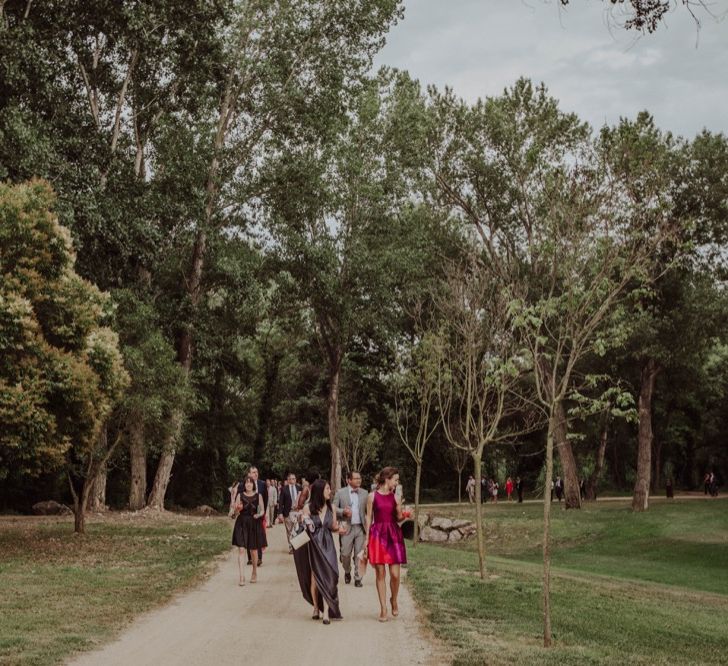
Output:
333 489 345 519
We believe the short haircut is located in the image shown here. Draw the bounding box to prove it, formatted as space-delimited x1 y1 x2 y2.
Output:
347 470 361 479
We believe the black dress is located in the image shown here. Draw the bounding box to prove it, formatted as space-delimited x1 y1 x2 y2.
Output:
232 493 267 549
293 509 342 619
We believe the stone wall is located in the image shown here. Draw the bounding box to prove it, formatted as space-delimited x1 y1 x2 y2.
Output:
417 513 477 543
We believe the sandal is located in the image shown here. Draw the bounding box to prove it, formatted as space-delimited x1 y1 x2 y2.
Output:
238 580 246 586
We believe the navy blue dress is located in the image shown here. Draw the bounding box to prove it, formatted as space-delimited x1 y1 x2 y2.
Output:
232 492 267 549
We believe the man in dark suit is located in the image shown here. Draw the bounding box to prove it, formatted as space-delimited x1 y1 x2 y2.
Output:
247 466 268 565
280 472 302 554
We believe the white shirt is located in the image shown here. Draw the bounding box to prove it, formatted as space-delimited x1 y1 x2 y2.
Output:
289 484 298 504
348 486 361 525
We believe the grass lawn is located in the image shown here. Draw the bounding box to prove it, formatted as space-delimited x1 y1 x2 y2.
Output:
0 512 231 666
407 498 728 665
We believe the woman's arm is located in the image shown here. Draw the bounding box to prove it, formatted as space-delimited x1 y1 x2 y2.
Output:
395 493 404 522
365 492 374 535
330 507 340 532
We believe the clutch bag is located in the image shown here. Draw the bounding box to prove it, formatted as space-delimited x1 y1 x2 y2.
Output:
290 527 310 550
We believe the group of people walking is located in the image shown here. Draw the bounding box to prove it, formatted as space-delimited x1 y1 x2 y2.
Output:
466 475 523 503
230 465 408 623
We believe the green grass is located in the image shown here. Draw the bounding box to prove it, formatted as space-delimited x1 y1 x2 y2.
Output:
407 498 728 665
0 513 231 666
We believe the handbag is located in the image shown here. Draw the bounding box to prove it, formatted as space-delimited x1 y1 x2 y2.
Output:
290 525 310 550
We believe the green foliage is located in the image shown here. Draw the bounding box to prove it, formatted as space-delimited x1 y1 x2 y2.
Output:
0 180 128 480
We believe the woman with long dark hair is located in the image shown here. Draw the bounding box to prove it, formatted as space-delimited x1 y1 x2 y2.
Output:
231 475 266 586
293 478 344 624
366 466 407 622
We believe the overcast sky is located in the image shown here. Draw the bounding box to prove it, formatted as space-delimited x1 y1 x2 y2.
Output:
373 0 728 138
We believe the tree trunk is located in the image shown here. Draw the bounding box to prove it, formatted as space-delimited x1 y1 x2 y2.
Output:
328 355 343 491
553 401 581 509
86 425 108 512
472 452 486 578
651 436 662 494
253 351 281 466
457 468 463 504
74 499 86 534
632 358 660 512
128 417 147 510
542 407 556 647
585 418 608 501
69 471 94 535
413 461 422 547
87 460 107 512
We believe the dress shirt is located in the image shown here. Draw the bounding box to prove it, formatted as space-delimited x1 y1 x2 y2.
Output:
348 485 361 525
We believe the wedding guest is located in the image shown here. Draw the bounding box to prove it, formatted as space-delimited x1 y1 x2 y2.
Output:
232 475 266 586
281 473 302 553
555 476 563 503
366 466 407 622
247 466 268 565
505 477 513 501
466 475 476 504
516 476 524 503
267 479 278 527
333 470 368 587
293 479 344 624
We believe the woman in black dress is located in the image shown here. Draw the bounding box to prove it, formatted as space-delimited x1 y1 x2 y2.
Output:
293 479 345 624
232 475 266 586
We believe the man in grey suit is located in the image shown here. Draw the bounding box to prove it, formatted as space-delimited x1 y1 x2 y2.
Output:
333 470 368 587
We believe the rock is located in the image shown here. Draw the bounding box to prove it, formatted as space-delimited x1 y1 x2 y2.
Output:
458 523 477 538
417 512 429 529
191 505 219 516
419 525 448 542
32 500 72 516
448 529 463 543
430 517 454 531
450 519 471 530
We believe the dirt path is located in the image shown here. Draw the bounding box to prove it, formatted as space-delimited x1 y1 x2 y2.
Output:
68 522 438 666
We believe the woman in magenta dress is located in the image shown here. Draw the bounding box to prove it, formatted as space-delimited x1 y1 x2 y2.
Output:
365 466 407 622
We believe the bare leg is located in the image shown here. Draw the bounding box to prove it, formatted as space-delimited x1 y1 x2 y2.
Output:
389 564 400 616
375 564 388 621
323 600 330 624
237 548 245 585
250 550 258 582
310 575 320 618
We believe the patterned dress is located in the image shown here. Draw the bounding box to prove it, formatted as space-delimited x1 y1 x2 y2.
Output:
368 491 407 565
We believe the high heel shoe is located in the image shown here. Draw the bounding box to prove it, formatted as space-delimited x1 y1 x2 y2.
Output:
311 612 321 620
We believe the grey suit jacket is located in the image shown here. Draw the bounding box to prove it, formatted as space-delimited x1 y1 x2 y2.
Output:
333 486 368 533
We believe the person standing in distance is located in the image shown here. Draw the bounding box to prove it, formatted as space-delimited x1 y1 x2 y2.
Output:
247 466 268 566
466 475 476 504
266 478 278 527
281 473 302 553
333 470 368 587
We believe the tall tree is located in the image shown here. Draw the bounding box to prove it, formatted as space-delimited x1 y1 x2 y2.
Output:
393 327 440 547
0 180 128 532
435 255 541 578
265 70 441 489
